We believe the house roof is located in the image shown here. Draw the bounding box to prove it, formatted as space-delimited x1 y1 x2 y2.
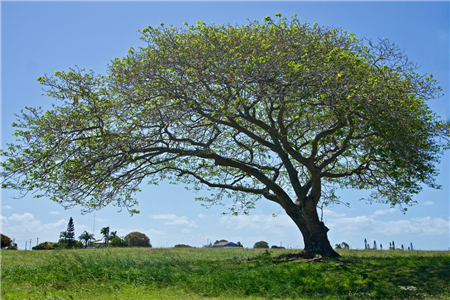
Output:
212 241 238 247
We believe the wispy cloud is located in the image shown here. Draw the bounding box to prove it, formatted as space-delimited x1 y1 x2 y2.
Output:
372 208 396 216
220 214 295 231
323 209 346 218
151 214 197 227
422 201 434 206
49 211 60 215
326 214 449 236
3 205 13 210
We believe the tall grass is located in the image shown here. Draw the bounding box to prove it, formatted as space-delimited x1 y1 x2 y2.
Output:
1 248 449 299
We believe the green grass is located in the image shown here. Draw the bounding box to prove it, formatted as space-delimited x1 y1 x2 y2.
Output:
1 248 449 299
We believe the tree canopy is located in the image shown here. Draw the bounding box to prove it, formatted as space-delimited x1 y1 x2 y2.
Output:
254 241 270 249
78 231 95 248
1 233 13 249
125 231 151 247
1 15 448 257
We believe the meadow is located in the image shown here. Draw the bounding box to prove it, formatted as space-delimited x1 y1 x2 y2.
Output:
1 248 449 299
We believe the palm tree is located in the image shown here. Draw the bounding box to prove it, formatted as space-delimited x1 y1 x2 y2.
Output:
110 231 118 239
78 231 95 248
100 226 110 247
59 231 69 247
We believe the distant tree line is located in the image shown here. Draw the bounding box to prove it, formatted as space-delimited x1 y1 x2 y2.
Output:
30 217 152 250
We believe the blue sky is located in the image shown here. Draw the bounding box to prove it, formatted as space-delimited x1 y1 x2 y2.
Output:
1 1 449 250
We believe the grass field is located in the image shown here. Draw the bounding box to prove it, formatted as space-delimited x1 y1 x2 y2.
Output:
1 248 449 299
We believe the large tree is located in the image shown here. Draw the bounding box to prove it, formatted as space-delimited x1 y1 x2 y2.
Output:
66 217 76 247
1 15 449 257
125 232 152 247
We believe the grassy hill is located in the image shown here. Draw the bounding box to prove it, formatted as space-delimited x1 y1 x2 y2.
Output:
1 248 449 299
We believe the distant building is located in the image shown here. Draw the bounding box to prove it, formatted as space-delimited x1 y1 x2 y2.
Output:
93 240 109 247
212 241 239 248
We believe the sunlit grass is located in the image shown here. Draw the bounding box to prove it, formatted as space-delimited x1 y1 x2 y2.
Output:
1 248 449 299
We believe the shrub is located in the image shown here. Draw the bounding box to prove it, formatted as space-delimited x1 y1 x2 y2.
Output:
271 245 285 249
174 244 193 248
253 241 269 248
110 237 128 247
33 241 62 250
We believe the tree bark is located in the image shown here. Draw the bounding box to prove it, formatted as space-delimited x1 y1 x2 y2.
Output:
285 199 340 258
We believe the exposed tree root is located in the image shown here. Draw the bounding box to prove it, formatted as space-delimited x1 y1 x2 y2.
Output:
273 252 323 263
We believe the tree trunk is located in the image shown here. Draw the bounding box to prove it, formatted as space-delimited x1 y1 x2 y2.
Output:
285 199 340 258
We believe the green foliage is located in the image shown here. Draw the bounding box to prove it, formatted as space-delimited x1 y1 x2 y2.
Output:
335 242 350 249
110 237 128 247
254 249 274 265
271 245 285 249
1 14 447 216
125 232 151 247
78 231 95 248
1 248 449 299
214 239 228 245
66 217 75 246
100 226 110 246
1 233 13 248
32 241 62 250
253 241 269 248
174 244 194 248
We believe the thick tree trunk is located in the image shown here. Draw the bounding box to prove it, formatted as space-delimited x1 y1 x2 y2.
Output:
285 199 340 258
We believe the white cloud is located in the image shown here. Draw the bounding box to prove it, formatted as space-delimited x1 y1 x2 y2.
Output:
220 214 296 231
181 229 191 234
74 224 90 235
1 215 8 225
410 217 449 235
49 211 60 215
326 213 449 237
3 205 13 210
323 209 346 218
1 212 93 248
151 213 178 220
151 214 197 227
422 201 434 206
1 213 68 246
197 214 205 219
9 212 35 222
372 208 396 216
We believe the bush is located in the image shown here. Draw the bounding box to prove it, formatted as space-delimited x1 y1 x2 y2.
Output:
253 241 269 248
110 237 128 247
125 232 152 247
57 239 83 249
271 245 285 249
33 241 62 250
174 244 193 248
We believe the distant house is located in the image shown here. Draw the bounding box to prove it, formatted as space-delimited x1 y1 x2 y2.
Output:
212 241 239 248
93 240 109 247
